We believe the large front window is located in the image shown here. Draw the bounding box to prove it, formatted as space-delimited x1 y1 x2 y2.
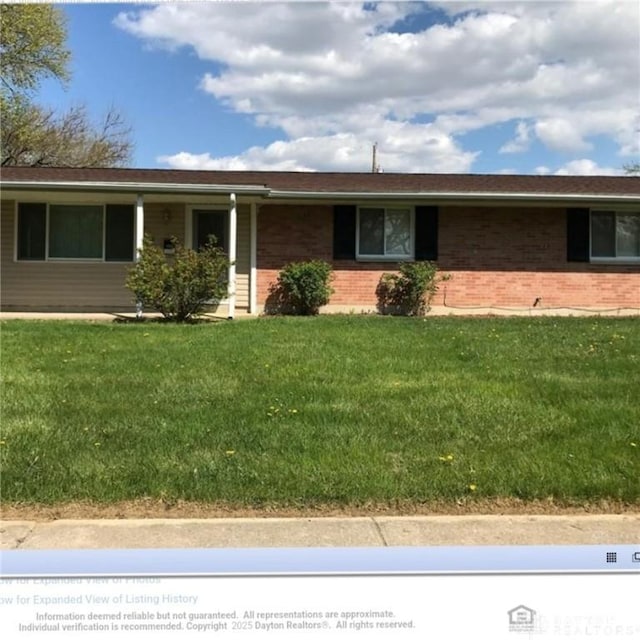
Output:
17 203 134 261
357 207 413 259
591 211 640 260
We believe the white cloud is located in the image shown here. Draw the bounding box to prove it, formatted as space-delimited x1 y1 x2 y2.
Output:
535 158 621 176
534 118 592 153
159 121 478 173
500 121 532 153
552 159 621 176
116 1 640 172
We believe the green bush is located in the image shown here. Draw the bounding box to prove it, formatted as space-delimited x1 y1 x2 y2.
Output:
126 235 230 322
269 260 334 315
376 261 447 316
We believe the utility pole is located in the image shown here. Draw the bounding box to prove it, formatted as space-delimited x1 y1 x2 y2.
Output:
372 142 380 173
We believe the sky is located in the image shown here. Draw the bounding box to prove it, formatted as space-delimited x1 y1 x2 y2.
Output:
38 1 640 175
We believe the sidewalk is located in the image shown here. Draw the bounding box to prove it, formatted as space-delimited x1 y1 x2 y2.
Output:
0 312 232 321
2 515 639 550
2 307 639 321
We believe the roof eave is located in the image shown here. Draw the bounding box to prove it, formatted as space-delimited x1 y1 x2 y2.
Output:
267 190 640 203
0 180 271 196
1 181 638 203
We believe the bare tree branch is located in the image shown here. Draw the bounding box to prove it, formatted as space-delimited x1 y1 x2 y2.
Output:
1 97 133 167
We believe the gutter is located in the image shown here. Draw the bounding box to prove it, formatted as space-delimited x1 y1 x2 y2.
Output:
1 181 638 204
266 190 640 203
0 180 271 196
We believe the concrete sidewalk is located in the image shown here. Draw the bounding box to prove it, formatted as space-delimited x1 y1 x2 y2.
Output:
2 515 639 550
2 308 640 321
0 312 233 322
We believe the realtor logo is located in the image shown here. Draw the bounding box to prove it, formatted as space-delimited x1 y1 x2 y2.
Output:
508 605 537 633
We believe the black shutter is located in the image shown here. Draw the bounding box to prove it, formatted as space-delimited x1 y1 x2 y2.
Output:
333 205 356 260
566 208 590 262
17 203 47 260
414 206 438 260
105 204 134 261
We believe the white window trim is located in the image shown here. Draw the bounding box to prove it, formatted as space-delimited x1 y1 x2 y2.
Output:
185 205 229 250
590 209 640 264
15 202 135 263
356 205 415 261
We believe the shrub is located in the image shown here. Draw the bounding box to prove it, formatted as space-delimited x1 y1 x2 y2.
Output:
269 260 334 315
376 261 448 316
126 235 230 322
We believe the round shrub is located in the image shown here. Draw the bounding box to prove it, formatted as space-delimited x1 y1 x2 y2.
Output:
272 260 334 315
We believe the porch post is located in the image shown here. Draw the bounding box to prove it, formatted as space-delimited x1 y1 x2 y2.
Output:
249 202 258 315
228 193 237 319
135 194 144 317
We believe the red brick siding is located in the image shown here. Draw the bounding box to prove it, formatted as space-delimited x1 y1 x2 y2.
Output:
437 207 639 307
257 204 640 309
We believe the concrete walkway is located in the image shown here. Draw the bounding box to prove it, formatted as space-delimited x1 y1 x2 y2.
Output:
0 312 235 321
2 307 639 321
2 515 639 550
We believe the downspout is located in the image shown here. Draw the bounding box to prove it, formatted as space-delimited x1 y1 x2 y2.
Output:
249 202 258 315
135 194 144 318
228 193 237 319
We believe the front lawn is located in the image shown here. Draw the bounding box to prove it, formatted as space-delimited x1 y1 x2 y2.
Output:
1 316 638 508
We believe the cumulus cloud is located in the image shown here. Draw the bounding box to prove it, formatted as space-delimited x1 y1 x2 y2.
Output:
115 1 640 172
552 159 621 176
535 159 620 176
500 121 532 154
534 118 592 154
159 122 478 174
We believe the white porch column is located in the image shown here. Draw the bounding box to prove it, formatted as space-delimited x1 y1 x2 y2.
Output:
228 193 238 319
135 194 144 317
135 193 145 258
249 202 258 315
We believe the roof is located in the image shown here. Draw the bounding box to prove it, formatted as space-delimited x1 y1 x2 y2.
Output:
1 166 639 199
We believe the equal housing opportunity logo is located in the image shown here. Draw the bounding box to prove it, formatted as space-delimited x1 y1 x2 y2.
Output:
508 605 538 633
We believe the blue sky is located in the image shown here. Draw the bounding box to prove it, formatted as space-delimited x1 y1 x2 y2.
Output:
38 1 640 175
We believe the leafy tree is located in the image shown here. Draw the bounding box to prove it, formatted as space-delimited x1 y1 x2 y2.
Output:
0 4 132 167
0 4 70 94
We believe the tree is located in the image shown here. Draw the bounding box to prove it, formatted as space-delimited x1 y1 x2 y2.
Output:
0 4 132 167
0 4 70 94
623 162 640 175
1 96 132 167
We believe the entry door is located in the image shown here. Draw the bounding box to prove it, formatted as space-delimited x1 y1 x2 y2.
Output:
193 209 227 252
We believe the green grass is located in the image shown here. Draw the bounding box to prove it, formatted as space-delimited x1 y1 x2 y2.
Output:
1 316 639 507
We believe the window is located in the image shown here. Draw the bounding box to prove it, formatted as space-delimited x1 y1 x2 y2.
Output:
49 205 103 259
192 209 227 252
357 207 413 259
591 211 640 260
333 205 437 261
17 203 134 262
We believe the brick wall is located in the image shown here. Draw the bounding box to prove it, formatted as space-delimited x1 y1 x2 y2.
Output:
257 204 640 310
257 204 331 305
437 207 639 307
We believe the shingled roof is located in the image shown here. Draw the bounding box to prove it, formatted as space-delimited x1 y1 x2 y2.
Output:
2 166 639 197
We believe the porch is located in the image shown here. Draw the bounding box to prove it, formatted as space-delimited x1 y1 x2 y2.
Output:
0 191 260 317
